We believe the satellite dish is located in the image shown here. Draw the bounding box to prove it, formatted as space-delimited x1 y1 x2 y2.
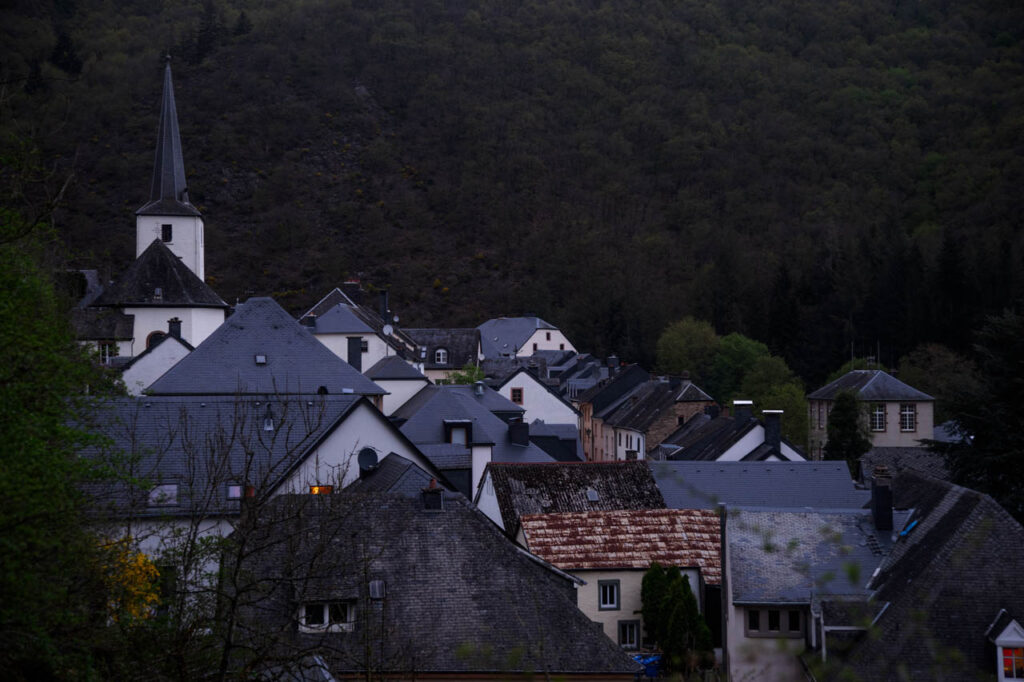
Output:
358 447 378 473
382 324 394 336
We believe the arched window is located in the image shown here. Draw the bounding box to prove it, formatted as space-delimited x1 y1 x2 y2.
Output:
434 348 448 365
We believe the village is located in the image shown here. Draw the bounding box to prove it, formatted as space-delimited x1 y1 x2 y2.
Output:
66 61 1024 682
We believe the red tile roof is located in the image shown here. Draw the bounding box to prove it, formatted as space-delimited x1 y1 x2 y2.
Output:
520 508 721 584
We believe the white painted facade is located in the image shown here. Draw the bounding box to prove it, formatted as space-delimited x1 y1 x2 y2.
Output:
137 215 205 281
497 372 577 425
716 424 804 462
123 306 224 352
612 427 646 461
121 337 192 395
471 444 492 502
994 618 1024 681
515 328 576 356
473 469 504 531
313 332 391 373
372 377 430 416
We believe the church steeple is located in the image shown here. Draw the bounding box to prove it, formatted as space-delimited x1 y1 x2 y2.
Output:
135 56 206 280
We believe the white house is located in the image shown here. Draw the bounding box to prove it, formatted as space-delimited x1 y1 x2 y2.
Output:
495 367 579 425
477 317 576 359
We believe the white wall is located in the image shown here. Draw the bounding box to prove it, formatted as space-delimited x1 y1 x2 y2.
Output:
374 378 430 416
121 339 191 395
474 469 504 531
612 428 645 461
516 329 576 356
136 215 205 280
123 306 224 351
498 374 577 425
314 332 390 372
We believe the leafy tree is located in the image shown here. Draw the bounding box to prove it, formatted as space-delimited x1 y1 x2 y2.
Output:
444 361 485 385
740 356 808 449
656 317 719 384
936 310 1024 522
897 343 979 424
641 561 671 645
233 11 253 37
708 332 771 405
49 32 82 75
640 563 712 673
824 391 871 478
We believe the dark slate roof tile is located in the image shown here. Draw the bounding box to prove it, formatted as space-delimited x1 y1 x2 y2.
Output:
231 493 641 677
404 328 480 369
363 355 426 381
861 447 950 482
343 453 439 497
477 316 558 358
92 240 227 308
147 297 384 396
807 369 933 401
70 308 135 340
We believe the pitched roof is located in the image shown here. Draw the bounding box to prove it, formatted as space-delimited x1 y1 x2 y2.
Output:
302 288 419 357
652 461 869 510
233 493 640 677
91 240 226 308
807 369 933 401
343 453 438 497
662 413 759 461
309 304 374 334
527 421 585 462
82 395 364 517
727 508 909 604
826 472 1024 680
404 327 480 369
147 297 384 396
861 446 949 482
576 364 651 411
136 60 200 217
70 308 135 340
602 380 676 432
363 355 426 381
676 379 714 402
520 508 721 583
481 461 665 534
477 316 558 358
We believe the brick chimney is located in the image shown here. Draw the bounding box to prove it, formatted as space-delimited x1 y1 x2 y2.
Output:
167 317 182 339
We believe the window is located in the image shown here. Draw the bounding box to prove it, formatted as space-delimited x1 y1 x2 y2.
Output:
618 620 640 649
817 403 824 429
598 580 620 610
532 342 538 351
299 601 355 633
148 484 178 507
546 332 551 341
900 403 917 432
309 485 334 495
99 340 118 365
1005 647 1024 679
434 348 448 365
161 224 172 242
227 484 243 499
870 404 886 431
360 339 369 353
510 387 524 405
559 343 565 350
745 607 803 638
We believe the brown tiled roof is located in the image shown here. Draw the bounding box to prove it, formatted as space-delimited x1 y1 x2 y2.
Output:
520 508 721 583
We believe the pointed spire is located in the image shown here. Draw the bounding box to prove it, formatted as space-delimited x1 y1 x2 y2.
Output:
137 55 200 216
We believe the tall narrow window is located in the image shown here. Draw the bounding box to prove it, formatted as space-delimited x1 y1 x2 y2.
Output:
870 404 886 431
161 224 172 242
510 387 524 405
598 580 620 610
900 403 917 432
618 620 639 649
434 348 448 365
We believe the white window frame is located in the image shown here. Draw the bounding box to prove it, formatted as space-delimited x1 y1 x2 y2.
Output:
1005 647 1024 679
299 601 356 633
900 403 917 432
618 620 640 649
870 403 886 431
434 348 448 365
148 483 178 507
598 580 620 611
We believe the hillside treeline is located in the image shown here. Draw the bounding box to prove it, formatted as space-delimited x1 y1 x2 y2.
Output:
2 0 1022 383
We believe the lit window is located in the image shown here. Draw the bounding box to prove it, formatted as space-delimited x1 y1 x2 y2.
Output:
309 485 334 495
1005 647 1024 678
148 484 178 507
598 580 620 610
161 224 172 242
227 484 242 499
618 620 639 649
870 404 886 431
434 348 448 365
511 387 523 405
299 601 355 633
900 404 917 432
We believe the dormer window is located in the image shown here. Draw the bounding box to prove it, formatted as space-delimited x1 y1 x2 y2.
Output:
254 354 267 365
161 224 172 242
434 348 448 365
299 601 355 633
444 419 471 445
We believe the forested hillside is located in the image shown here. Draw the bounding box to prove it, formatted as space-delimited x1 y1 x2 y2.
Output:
3 0 1022 382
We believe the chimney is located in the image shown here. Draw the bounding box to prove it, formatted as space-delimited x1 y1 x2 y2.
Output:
473 380 485 397
762 410 783 454
607 354 619 376
871 465 893 531
422 478 443 511
509 419 530 446
379 290 390 323
300 314 317 328
167 317 182 339
733 400 754 420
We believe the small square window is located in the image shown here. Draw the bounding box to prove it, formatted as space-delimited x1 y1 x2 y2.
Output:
227 484 243 499
545 332 551 341
360 339 368 353
532 342 538 351
510 387 524 405
254 354 267 365
598 580 620 610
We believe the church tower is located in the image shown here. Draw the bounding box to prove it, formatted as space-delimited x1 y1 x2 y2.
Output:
135 57 205 280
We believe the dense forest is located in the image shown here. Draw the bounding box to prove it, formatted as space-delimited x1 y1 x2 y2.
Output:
2 0 1022 383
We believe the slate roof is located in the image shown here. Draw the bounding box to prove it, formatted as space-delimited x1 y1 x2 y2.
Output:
477 316 559 358
496 367 580 414
309 303 374 334
807 369 933 401
520 509 721 583
601 380 676 432
91 240 227 308
147 297 384 396
861 446 949 482
577 364 651 411
363 355 426 381
82 395 364 517
136 61 200 217
727 508 909 604
651 461 869 510
480 461 665 535
343 453 439 497
661 411 804 461
393 386 551 467
527 421 584 462
232 493 640 678
676 379 714 402
819 472 1024 680
117 332 193 370
302 288 419 357
404 327 480 369
70 308 135 340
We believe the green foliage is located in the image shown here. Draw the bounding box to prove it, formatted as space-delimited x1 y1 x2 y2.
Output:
897 343 979 424
824 391 872 477
740 356 808 449
936 310 1024 522
641 563 713 673
444 361 485 385
656 317 719 381
708 332 771 405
